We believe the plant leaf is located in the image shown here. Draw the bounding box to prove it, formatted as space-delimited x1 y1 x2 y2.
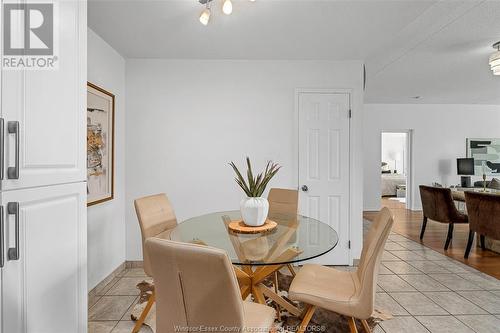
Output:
230 158 281 197
246 157 256 196
229 161 251 195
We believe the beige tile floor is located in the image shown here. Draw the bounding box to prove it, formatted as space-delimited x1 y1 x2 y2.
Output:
88 222 500 333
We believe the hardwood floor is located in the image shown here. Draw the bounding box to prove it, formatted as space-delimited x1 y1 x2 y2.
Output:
364 198 500 279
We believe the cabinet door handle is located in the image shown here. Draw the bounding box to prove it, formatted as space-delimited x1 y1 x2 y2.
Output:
7 121 20 179
7 202 19 261
0 118 4 180
0 206 4 268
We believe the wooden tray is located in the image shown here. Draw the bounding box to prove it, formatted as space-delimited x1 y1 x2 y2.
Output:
228 219 277 234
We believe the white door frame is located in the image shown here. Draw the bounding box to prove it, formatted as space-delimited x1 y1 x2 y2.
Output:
294 88 353 264
380 129 414 210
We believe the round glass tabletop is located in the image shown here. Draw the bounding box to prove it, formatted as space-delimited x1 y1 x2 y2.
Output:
169 210 339 266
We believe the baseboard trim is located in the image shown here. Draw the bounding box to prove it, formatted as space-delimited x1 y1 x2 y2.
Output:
88 262 126 303
89 261 145 298
126 260 144 268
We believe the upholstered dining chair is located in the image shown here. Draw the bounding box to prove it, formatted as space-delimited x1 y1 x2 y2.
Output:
464 191 500 259
419 185 468 250
288 208 394 333
268 188 299 220
268 188 299 277
132 193 178 333
145 238 276 333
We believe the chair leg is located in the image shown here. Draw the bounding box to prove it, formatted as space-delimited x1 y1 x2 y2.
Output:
132 292 155 333
287 264 296 277
297 305 316 333
361 319 371 333
480 235 486 250
273 271 281 321
420 216 428 240
444 223 454 250
348 317 359 333
464 230 475 259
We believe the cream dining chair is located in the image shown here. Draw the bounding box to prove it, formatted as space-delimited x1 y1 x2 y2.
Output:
145 238 276 333
268 188 299 277
288 207 394 333
268 188 299 221
132 193 178 333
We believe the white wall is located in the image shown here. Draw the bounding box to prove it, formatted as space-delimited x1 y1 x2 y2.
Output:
125 59 364 263
87 29 126 289
364 104 500 211
381 132 406 174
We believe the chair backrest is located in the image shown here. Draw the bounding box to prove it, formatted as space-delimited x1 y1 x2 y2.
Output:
145 238 245 332
419 185 458 223
134 193 178 276
355 207 393 319
268 188 298 220
465 191 500 240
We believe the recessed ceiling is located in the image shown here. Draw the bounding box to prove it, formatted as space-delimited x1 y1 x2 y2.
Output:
88 0 500 104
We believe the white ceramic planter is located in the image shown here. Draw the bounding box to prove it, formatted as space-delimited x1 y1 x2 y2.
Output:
240 197 269 227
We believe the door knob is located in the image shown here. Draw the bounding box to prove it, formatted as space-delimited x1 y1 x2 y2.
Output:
301 185 309 192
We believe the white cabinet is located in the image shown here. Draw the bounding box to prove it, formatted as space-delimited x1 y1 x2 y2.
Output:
1 0 87 190
0 0 88 332
1 182 87 333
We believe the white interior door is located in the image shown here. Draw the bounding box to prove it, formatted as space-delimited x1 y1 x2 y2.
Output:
298 92 350 265
1 182 87 333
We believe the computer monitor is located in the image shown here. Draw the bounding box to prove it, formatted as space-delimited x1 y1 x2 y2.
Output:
457 158 474 175
457 158 474 187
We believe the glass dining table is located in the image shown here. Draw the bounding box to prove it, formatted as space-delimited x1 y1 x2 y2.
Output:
169 210 339 316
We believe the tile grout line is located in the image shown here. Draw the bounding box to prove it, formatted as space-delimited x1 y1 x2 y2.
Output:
89 273 149 333
380 234 500 331
411 315 436 333
389 226 497 279
453 314 483 333
386 289 453 317
120 296 140 321
454 290 500 315
410 266 495 315
424 291 492 316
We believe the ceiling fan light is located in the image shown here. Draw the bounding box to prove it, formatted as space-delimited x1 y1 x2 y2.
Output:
223 0 233 15
199 8 211 25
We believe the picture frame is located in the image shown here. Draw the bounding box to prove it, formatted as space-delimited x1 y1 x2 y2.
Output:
466 138 500 176
87 82 115 206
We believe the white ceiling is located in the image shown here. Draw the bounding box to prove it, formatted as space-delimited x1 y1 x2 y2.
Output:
88 0 500 104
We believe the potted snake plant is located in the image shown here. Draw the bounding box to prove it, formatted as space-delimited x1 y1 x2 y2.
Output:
229 157 281 226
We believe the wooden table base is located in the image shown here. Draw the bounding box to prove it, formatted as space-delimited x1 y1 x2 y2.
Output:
234 248 302 317
221 214 303 318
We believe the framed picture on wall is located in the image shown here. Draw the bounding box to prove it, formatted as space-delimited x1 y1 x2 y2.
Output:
466 138 500 175
87 82 115 206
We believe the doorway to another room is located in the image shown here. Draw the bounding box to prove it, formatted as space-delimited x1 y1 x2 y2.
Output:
381 131 411 209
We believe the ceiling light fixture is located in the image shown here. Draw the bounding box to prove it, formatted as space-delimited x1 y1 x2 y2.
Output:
199 1 211 26
222 0 233 15
489 42 500 75
199 0 254 25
